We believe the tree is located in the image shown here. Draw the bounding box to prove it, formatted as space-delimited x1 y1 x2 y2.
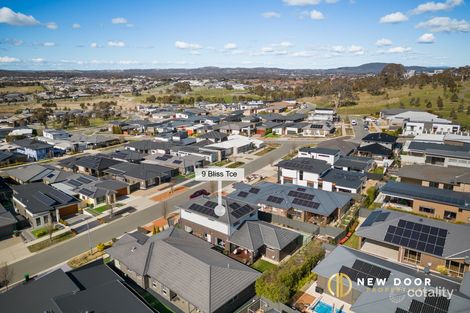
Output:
0 262 13 290
450 93 459 102
146 95 156 103
379 63 406 86
46 215 55 243
437 96 444 110
426 101 432 109
330 79 354 110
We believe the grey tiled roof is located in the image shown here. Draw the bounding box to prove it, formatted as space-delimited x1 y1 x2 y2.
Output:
106 162 173 180
396 164 470 185
299 147 341 155
229 220 300 251
333 156 373 171
362 132 397 143
7 164 56 183
276 157 331 174
321 168 366 189
408 141 470 160
107 227 260 313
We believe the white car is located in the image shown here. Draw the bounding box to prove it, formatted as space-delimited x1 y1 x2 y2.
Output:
351 120 357 126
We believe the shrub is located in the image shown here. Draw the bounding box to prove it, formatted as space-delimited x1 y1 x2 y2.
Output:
96 243 105 252
436 265 448 275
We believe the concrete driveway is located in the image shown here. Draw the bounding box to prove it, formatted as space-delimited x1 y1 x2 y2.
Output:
0 236 31 265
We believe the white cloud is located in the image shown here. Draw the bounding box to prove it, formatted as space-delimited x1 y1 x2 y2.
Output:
283 0 321 5
416 16 469 32
90 42 99 48
224 42 237 50
42 42 55 47
280 41 294 47
385 46 412 53
32 58 45 63
310 10 325 20
331 45 346 53
46 22 58 29
329 45 364 55
107 40 125 47
348 45 365 55
0 56 19 63
376 38 393 46
118 60 138 65
289 51 312 57
418 33 435 43
72 23 80 29
379 12 408 24
0 7 39 26
262 11 281 18
325 0 340 3
111 17 127 24
411 0 463 15
261 46 274 53
1 38 23 46
175 41 202 50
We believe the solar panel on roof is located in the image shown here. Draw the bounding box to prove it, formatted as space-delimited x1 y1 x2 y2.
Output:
173 160 182 164
204 201 217 209
288 190 314 201
249 187 260 194
33 192 57 206
292 198 319 209
188 203 217 217
297 187 306 192
267 195 283 204
231 205 252 219
384 220 447 256
68 180 82 187
361 211 380 227
77 176 92 184
80 188 94 197
238 191 249 198
229 202 240 210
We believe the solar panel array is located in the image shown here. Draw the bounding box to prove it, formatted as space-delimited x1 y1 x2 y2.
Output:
77 176 93 184
204 201 218 209
80 188 94 197
238 191 249 198
231 204 253 219
33 192 57 206
361 211 390 227
249 187 260 194
394 297 450 313
267 195 283 204
288 190 314 201
188 203 218 218
68 180 82 187
297 187 306 192
292 198 319 209
384 219 447 256
339 259 391 288
173 160 182 164
156 154 172 161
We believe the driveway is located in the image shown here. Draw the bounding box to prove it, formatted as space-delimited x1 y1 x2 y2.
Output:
0 236 31 265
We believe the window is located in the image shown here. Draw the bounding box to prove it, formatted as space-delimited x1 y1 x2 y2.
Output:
429 181 439 188
152 280 158 288
403 249 421 264
43 215 48 224
446 260 469 278
444 210 457 221
299 171 303 181
443 184 453 190
35 217 41 226
419 207 435 214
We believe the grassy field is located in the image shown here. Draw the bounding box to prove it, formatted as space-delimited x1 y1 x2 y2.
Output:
0 85 45 94
300 81 470 127
251 259 278 273
86 204 110 216
188 87 261 102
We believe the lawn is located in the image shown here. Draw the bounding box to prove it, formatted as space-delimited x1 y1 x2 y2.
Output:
86 204 110 216
227 161 245 168
343 233 360 249
211 159 231 167
189 87 261 103
370 167 384 174
0 85 45 94
255 146 277 156
31 226 57 238
264 133 280 138
251 259 278 273
27 231 75 252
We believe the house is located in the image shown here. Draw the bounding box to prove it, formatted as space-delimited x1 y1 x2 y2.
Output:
42 128 70 140
262 102 288 113
316 138 358 156
104 162 174 190
52 174 129 207
7 164 67 184
312 245 470 312
107 227 260 313
356 209 470 278
228 182 352 225
333 156 374 173
308 108 336 122
228 220 302 264
66 155 123 177
357 132 398 165
297 147 341 165
277 157 331 187
0 203 17 239
320 169 366 194
218 122 255 136
12 182 80 228
178 196 258 248
204 135 264 156
142 153 205 175
0 151 27 167
14 138 55 161
402 140 470 168
302 122 334 137
199 130 228 143
0 261 155 313
172 144 219 163
377 181 470 223
255 122 282 136
396 164 470 192
125 140 176 154
108 150 145 163
68 134 121 149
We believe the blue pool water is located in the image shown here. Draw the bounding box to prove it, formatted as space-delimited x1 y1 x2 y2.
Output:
311 300 343 313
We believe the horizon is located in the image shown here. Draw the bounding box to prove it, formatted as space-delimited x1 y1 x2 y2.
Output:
1 0 469 71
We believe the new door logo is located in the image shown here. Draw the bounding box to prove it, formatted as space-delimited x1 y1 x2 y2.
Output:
328 273 352 298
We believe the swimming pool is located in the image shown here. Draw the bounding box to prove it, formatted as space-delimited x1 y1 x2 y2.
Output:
310 300 343 313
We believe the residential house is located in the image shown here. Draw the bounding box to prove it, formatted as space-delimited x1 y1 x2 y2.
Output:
357 132 398 166
228 182 352 225
107 227 260 313
178 196 258 248
12 182 80 227
199 131 228 143
0 151 27 167
356 209 470 278
172 144 219 163
7 164 69 184
63 155 123 177
125 140 176 154
302 122 335 137
142 153 205 175
333 155 374 173
316 138 358 156
68 134 121 150
297 147 341 165
104 162 174 190
402 140 470 168
308 108 336 122
377 181 470 223
42 128 70 140
276 157 331 187
255 122 282 136
319 168 366 194
0 261 155 313
108 150 145 163
14 138 55 161
204 135 264 156
396 164 470 192
312 245 470 311
0 203 17 239
218 122 255 136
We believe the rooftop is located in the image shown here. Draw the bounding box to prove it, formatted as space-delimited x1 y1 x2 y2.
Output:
276 157 331 174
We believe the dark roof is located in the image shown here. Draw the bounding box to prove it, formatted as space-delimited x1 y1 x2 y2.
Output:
362 132 397 143
75 155 123 171
321 168 366 189
108 149 145 162
106 162 173 180
381 181 470 210
0 203 16 228
7 164 56 183
357 143 393 156
407 141 470 160
13 138 53 150
333 156 373 171
396 164 470 185
316 138 358 156
200 130 228 140
299 147 341 155
107 227 260 313
12 182 79 214
229 220 300 251
276 157 330 174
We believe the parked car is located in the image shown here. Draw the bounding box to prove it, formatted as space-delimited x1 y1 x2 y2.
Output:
189 189 210 199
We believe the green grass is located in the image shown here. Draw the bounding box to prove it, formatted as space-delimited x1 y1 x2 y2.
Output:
255 146 277 156
227 161 245 168
251 259 278 273
31 226 57 238
370 167 384 174
264 133 280 138
343 233 360 249
27 231 75 252
212 159 231 167
86 204 110 216
0 85 45 94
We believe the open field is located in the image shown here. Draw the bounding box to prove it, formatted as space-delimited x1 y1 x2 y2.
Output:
300 81 470 127
0 85 45 94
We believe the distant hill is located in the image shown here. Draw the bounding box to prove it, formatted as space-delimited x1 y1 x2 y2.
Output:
0 63 450 79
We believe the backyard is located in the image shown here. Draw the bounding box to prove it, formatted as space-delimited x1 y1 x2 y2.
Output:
251 259 278 273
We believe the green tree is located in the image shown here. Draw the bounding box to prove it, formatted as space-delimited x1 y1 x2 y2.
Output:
437 96 444 110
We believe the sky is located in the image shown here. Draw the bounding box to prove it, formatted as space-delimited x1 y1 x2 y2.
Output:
0 0 469 70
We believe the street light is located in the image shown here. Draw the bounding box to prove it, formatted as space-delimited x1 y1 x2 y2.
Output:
82 218 92 255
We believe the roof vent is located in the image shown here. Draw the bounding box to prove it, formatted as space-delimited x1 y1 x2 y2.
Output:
131 246 137 252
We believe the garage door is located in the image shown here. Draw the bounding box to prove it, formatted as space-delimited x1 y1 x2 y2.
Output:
129 182 140 192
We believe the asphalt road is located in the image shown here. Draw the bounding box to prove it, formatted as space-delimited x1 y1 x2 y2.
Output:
350 116 369 142
7 140 310 284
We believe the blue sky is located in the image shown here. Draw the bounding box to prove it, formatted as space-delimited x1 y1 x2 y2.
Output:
0 0 469 70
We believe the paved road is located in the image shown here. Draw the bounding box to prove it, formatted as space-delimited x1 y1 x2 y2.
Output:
350 116 369 142
7 140 310 284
